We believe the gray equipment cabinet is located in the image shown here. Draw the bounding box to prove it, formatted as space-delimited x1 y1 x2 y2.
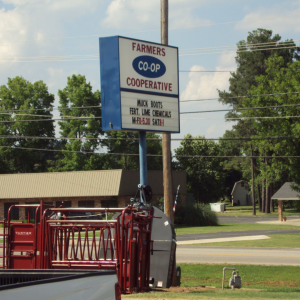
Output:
150 207 176 288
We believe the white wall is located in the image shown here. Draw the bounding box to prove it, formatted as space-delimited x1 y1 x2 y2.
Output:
232 182 252 206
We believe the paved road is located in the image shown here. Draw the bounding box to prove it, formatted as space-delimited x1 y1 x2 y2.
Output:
176 229 300 241
176 246 300 266
217 216 299 223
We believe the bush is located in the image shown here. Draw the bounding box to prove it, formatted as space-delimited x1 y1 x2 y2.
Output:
175 203 218 226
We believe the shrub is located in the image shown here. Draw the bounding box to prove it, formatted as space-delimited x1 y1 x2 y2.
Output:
175 203 218 226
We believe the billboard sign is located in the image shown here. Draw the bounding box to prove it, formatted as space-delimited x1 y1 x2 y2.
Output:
100 36 179 133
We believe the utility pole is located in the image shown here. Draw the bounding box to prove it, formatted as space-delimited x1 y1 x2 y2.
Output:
161 0 173 224
250 144 256 215
161 0 177 287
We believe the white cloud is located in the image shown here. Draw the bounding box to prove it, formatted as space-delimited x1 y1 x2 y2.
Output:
102 0 158 29
178 52 237 139
102 0 211 30
235 3 300 33
206 124 216 134
180 65 232 105
0 6 64 59
2 0 100 11
218 51 236 68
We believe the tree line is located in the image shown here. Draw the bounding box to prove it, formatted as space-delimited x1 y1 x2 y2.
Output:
0 28 299 214
175 28 300 213
0 74 162 174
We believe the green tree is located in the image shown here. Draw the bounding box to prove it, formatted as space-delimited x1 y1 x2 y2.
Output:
174 134 225 203
102 131 162 170
53 74 107 171
218 29 298 213
0 76 54 173
240 56 300 196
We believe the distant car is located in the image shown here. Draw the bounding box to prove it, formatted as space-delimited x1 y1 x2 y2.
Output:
67 210 103 220
49 210 103 225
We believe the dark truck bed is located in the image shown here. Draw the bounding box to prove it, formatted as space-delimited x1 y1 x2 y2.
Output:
0 269 119 300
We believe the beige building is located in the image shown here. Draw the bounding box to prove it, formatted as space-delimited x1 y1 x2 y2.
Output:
0 170 186 220
231 180 252 206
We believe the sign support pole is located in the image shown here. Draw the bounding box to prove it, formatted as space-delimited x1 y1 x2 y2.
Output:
139 131 147 202
161 0 173 223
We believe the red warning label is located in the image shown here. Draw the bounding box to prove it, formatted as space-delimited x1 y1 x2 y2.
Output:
15 232 32 235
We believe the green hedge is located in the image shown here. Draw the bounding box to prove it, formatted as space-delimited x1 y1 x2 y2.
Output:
175 204 218 226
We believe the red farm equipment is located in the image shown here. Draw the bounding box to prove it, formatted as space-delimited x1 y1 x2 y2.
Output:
0 201 154 294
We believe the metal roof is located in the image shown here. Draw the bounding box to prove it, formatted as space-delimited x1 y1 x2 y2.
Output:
0 170 123 199
271 182 300 200
0 170 186 199
231 180 248 195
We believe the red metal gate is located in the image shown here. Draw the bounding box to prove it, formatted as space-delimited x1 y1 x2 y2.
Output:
0 202 153 294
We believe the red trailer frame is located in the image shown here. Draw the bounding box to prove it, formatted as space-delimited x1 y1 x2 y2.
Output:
0 201 154 294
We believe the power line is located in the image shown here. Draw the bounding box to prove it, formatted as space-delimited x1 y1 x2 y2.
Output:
0 116 102 123
180 42 298 55
0 91 299 115
1 145 299 159
0 135 299 141
180 70 233 73
180 45 299 57
0 43 298 63
1 115 300 123
0 113 53 118
181 116 300 121
169 13 300 32
180 39 300 52
180 92 300 103
180 104 300 115
0 13 299 44
174 155 300 159
0 105 101 113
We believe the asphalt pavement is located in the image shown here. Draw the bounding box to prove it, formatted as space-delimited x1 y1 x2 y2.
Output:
176 246 300 266
217 215 299 223
176 229 300 241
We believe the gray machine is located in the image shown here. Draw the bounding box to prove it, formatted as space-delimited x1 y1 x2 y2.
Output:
149 206 176 288
127 185 177 289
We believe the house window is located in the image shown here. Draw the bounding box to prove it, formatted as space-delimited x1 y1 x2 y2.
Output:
25 202 53 222
4 203 19 220
101 200 118 208
78 200 94 208
56 201 72 208
241 182 244 187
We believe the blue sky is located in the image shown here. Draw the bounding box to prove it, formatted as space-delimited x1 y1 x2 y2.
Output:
0 0 299 151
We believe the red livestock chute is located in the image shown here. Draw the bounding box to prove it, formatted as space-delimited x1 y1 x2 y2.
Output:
0 201 154 294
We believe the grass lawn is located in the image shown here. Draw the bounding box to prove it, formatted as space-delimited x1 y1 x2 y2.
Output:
216 205 299 218
174 223 300 235
124 263 300 299
83 223 300 238
183 233 300 248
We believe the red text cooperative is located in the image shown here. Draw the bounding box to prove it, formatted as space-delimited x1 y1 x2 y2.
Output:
126 78 172 92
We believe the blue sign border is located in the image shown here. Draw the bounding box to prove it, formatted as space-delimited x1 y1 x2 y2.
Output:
100 36 180 133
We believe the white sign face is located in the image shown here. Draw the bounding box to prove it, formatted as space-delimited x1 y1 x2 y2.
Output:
121 92 179 131
118 37 179 132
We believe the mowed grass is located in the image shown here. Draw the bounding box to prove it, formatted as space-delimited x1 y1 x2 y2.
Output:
216 205 300 218
124 263 300 299
174 223 300 235
124 288 300 299
182 233 300 248
179 264 300 289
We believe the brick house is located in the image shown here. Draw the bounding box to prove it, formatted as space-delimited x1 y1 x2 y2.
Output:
0 170 186 220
